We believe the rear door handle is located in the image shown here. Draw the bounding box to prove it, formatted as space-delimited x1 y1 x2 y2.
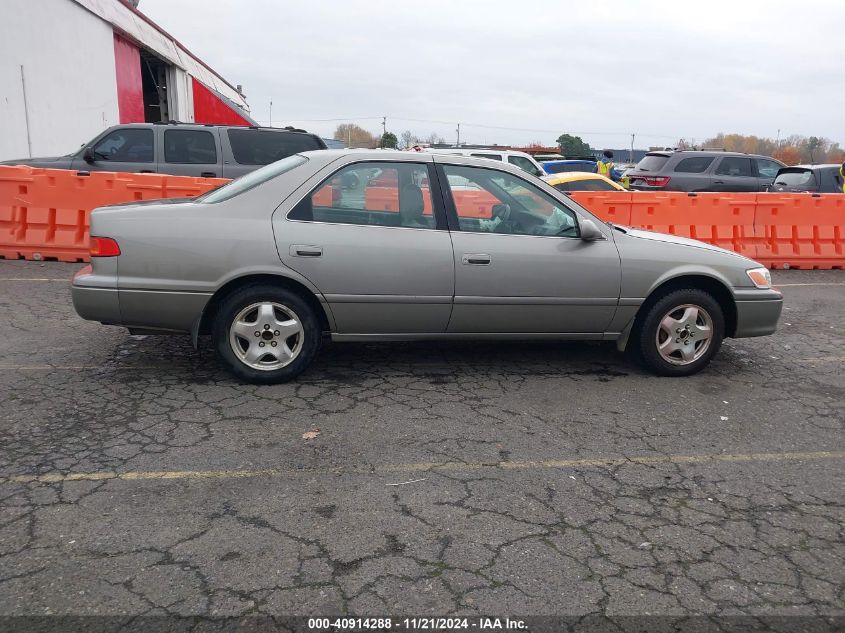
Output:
462 253 491 265
201 171 216 178
139 169 155 173
291 244 323 257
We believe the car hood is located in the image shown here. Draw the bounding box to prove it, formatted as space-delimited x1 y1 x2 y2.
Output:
621 226 748 259
0 155 65 165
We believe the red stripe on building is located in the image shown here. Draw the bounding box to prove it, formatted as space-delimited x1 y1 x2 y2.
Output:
113 33 144 123
192 78 252 126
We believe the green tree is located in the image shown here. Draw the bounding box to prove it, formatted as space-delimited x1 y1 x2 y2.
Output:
379 132 398 149
556 133 591 156
807 136 822 163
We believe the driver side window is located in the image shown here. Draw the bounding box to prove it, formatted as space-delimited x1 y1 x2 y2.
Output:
442 164 579 238
92 128 154 163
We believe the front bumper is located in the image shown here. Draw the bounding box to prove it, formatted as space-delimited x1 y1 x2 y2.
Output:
732 288 783 338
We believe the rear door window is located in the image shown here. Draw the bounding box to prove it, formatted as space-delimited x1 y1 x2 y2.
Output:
164 130 217 164
715 157 754 177
228 129 322 165
674 157 713 173
635 154 670 172
290 161 437 229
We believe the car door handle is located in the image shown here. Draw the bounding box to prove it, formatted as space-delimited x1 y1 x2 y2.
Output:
291 244 323 257
713 180 725 184
139 169 155 173
201 171 216 178
462 253 491 265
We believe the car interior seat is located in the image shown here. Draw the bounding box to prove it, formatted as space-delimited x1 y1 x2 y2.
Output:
399 184 428 228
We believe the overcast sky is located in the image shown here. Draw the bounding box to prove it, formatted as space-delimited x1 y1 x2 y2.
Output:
140 0 844 150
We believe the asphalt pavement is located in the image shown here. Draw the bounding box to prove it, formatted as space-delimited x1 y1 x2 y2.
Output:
0 261 843 629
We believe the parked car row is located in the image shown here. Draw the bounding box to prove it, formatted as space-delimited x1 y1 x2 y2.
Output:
4 125 841 195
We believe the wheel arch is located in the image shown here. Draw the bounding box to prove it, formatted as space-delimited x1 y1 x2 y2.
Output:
622 273 738 351
193 273 333 346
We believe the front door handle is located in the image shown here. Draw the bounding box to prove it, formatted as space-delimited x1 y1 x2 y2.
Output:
291 244 323 257
201 171 216 178
462 253 491 265
139 169 155 173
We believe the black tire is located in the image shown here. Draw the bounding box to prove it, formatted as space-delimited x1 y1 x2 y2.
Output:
212 284 321 384
636 288 724 377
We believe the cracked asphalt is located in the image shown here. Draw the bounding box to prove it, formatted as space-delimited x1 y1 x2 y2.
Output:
0 261 843 626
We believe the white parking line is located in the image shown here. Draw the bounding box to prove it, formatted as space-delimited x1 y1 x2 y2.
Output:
3 450 844 485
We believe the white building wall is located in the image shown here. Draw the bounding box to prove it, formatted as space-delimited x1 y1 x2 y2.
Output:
0 0 121 160
73 0 249 111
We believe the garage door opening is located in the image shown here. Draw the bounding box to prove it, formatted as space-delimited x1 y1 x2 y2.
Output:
140 50 170 122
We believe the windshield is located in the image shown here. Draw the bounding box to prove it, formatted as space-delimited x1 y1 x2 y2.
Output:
197 155 308 203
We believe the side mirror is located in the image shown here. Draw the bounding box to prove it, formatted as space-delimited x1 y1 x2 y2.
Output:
82 147 96 164
579 218 606 242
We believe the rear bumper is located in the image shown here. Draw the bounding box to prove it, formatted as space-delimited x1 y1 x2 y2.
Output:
72 265 121 323
732 289 783 338
72 265 210 332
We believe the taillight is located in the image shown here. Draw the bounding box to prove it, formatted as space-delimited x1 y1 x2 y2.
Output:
90 236 121 257
641 176 670 187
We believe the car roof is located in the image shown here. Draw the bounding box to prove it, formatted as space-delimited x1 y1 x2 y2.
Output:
648 150 779 160
423 148 535 159
784 163 840 170
116 122 318 135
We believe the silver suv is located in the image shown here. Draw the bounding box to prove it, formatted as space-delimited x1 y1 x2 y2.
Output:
627 150 785 192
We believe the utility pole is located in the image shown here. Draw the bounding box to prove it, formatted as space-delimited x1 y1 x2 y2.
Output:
630 133 634 164
382 116 387 137
776 128 781 148
269 100 272 127
456 123 461 146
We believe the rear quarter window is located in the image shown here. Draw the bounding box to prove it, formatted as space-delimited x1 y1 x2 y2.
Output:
674 157 713 173
635 154 670 172
228 129 323 165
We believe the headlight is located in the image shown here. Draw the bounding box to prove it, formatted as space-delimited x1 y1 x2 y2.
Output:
746 267 772 289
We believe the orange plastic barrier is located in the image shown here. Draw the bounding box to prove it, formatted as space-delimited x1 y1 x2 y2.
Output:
0 166 227 262
629 192 758 260
1 165 843 269
364 186 434 215
754 194 845 269
569 191 632 225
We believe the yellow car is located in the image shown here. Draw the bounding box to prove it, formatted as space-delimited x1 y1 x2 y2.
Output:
542 171 626 192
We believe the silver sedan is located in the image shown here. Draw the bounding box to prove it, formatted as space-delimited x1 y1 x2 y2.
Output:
72 150 783 383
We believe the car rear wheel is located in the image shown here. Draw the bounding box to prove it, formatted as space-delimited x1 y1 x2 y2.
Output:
637 289 724 377
213 284 321 384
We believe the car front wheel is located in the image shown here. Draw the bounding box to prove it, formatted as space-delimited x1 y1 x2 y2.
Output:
212 284 321 384
637 289 724 377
